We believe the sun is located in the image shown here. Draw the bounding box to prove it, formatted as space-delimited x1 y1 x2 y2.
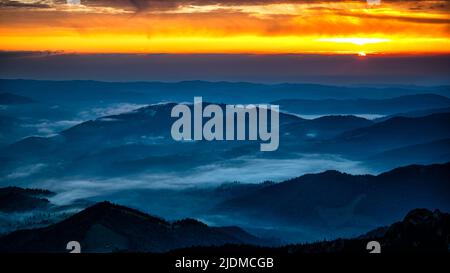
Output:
358 52 367 57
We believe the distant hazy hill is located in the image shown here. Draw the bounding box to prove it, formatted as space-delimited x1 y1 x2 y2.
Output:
216 162 450 231
274 94 450 115
0 201 269 253
281 115 373 140
1 104 449 183
0 103 375 181
0 93 34 105
317 112 450 157
0 115 25 146
367 138 450 171
374 106 450 122
1 79 449 104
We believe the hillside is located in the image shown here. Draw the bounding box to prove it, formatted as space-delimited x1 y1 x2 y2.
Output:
0 201 269 253
216 162 450 231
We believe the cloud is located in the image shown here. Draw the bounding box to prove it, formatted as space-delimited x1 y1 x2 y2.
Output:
335 8 450 25
0 0 51 8
85 0 450 11
6 163 47 179
38 154 372 204
0 1 448 55
21 119 82 136
2 0 449 13
78 103 147 119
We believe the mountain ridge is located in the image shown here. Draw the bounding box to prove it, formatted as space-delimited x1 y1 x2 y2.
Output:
0 201 269 253
274 94 450 115
215 162 450 234
0 92 34 105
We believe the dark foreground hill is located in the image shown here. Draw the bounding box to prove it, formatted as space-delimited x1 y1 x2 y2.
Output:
0 187 54 212
0 201 268 253
286 208 450 253
170 208 450 254
0 201 447 253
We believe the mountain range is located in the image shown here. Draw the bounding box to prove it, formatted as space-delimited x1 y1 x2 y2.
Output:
367 138 450 171
0 201 269 253
0 201 447 253
171 208 450 254
0 103 377 181
2 79 449 104
314 112 450 158
215 162 450 238
0 79 449 251
274 94 450 115
1 162 448 243
2 103 450 183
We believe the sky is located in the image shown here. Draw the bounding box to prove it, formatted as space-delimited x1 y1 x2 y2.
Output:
0 0 449 83
0 0 449 54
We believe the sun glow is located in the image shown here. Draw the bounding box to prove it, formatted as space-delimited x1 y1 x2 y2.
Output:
317 38 391 46
0 1 449 54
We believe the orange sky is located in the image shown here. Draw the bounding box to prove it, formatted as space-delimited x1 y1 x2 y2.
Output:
0 0 449 54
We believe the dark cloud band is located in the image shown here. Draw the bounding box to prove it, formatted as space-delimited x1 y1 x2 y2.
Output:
1 52 449 85
1 1 449 13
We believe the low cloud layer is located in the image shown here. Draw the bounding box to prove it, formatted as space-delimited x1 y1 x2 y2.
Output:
38 154 372 205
